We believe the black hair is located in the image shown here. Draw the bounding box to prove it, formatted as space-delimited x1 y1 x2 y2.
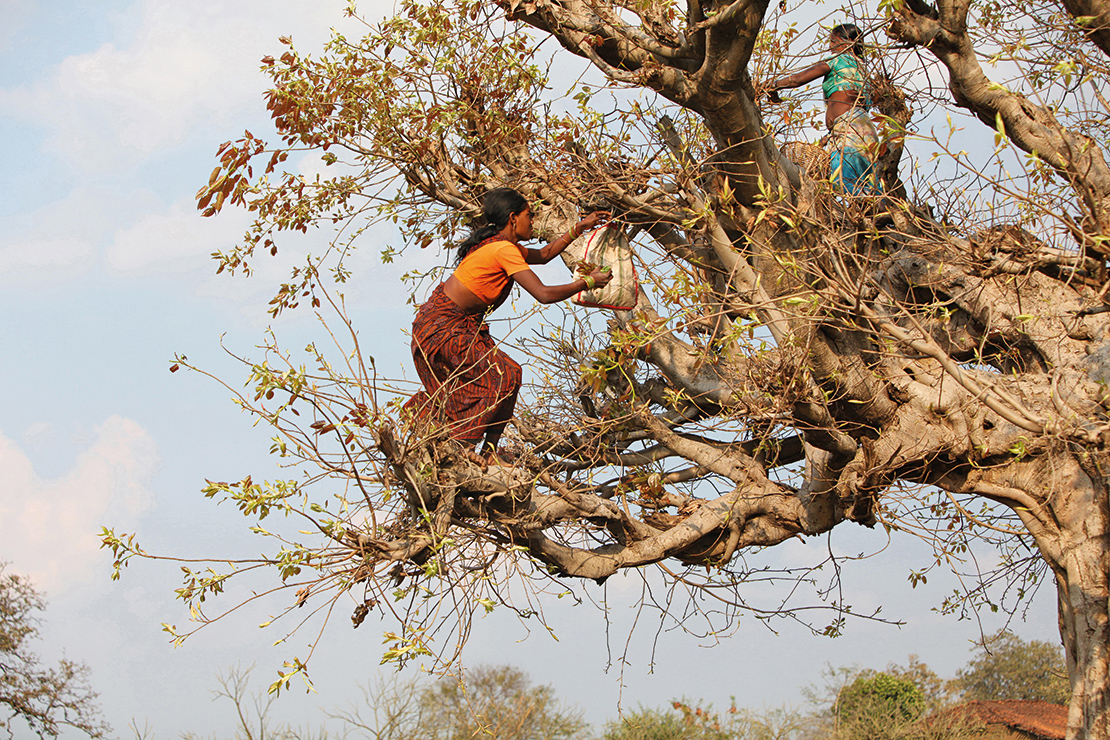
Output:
456 187 529 264
831 23 865 57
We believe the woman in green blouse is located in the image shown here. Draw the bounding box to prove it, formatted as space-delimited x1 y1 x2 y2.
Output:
767 24 879 194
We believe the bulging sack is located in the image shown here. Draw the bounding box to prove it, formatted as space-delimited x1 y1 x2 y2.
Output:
572 226 638 310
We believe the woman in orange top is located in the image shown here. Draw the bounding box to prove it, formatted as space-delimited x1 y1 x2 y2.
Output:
406 188 613 465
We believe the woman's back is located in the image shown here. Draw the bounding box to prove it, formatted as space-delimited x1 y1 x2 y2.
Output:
452 238 529 304
823 53 868 101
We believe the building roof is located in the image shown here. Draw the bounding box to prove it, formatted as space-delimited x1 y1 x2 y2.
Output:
946 700 1067 740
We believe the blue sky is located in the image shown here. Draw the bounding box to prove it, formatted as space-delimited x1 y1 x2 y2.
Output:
0 1 1060 737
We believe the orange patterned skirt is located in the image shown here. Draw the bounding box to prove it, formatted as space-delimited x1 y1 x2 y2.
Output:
404 284 521 445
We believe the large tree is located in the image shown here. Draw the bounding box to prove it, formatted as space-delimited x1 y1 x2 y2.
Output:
103 0 1110 737
0 564 108 739
954 630 1071 705
187 663 581 740
602 702 807 740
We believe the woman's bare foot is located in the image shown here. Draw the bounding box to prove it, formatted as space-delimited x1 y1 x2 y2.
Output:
484 448 515 469
462 448 489 471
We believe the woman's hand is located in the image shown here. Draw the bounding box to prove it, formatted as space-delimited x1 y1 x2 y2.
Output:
589 268 614 289
576 211 611 234
766 88 783 104
530 212 612 265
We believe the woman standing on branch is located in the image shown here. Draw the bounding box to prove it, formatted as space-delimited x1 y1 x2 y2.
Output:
405 188 612 466
767 24 880 194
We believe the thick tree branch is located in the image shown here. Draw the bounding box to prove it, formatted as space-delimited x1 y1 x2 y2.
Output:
1057 0 1110 58
891 0 1110 250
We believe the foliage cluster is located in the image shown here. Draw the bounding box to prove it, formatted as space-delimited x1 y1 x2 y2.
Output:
602 702 809 740
802 635 1068 739
180 637 1067 740
183 664 584 740
951 630 1070 705
0 563 109 740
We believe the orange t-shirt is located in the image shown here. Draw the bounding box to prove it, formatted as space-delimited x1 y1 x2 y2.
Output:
452 239 531 303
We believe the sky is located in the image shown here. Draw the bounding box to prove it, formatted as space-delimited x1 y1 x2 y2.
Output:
0 1 1061 738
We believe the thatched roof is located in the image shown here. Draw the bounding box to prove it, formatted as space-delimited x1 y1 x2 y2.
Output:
941 700 1067 740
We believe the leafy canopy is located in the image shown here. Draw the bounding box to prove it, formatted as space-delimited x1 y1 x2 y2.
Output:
0 564 108 740
953 630 1070 705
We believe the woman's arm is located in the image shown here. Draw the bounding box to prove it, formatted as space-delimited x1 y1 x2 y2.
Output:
512 267 613 305
768 61 830 93
526 211 610 264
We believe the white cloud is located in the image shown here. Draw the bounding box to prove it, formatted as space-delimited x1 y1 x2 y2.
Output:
0 0 402 284
22 422 54 446
105 199 250 275
0 184 247 280
0 236 96 277
0 0 33 49
0 416 160 592
0 0 363 172
0 184 123 280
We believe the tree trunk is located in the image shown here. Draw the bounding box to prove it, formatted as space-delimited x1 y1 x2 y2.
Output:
1050 468 1110 740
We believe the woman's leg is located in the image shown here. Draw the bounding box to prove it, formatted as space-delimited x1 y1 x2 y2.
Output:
478 349 522 455
828 110 879 194
430 329 521 450
832 147 876 194
406 290 522 458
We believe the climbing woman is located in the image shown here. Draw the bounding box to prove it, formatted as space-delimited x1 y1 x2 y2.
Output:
405 188 612 465
767 23 879 194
